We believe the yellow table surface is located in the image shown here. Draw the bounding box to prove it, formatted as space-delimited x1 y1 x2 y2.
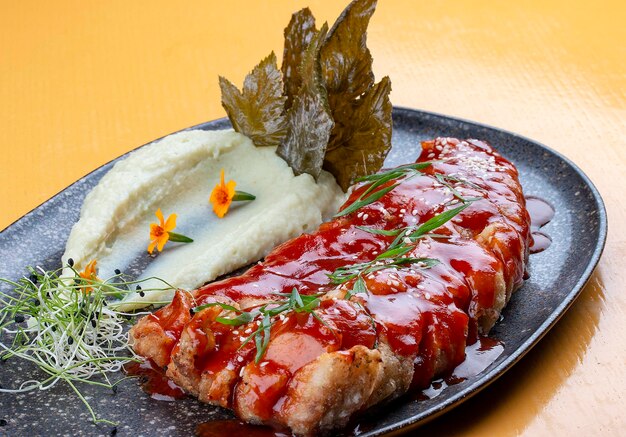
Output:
1 0 624 435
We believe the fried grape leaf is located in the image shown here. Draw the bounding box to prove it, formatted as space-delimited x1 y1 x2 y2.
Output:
219 52 287 147
323 76 392 190
320 0 376 106
277 25 334 179
281 7 317 110
219 0 391 190
317 0 392 191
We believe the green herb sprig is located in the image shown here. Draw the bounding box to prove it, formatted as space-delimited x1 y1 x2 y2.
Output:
332 191 481 298
193 288 331 363
434 173 483 203
0 265 173 424
335 162 434 218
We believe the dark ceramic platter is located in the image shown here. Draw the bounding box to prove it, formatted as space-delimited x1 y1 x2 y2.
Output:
0 108 607 436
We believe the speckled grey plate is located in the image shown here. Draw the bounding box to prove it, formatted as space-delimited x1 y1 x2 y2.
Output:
0 107 607 437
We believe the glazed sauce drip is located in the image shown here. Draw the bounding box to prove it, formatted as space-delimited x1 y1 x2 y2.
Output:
195 337 505 437
137 138 531 430
526 196 555 253
232 299 377 420
124 359 185 401
420 337 504 399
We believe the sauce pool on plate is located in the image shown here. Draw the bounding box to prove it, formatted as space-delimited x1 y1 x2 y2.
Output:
525 196 555 254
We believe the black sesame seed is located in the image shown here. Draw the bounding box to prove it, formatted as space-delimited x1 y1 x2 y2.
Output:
67 258 74 267
14 314 25 323
29 274 38 283
136 285 142 290
91 319 97 328
102 300 108 306
0 419 7 426
33 299 40 306
114 269 121 275
51 326 57 332
110 426 117 436
68 337 74 345
111 385 118 394
139 291 145 297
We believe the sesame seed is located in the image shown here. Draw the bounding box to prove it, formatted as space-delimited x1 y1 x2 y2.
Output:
237 356 243 363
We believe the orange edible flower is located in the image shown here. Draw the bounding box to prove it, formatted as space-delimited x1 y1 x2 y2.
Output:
148 208 177 253
210 169 237 218
78 259 99 293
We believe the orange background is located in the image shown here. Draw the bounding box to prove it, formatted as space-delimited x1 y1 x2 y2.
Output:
1 0 625 434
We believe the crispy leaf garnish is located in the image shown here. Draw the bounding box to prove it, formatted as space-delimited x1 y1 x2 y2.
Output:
277 25 334 179
318 0 392 190
219 52 287 147
218 0 392 189
320 0 377 105
323 76 392 190
281 8 317 110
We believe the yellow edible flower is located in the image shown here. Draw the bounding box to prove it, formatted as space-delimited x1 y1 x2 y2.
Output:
210 169 237 218
209 169 256 218
148 208 177 253
78 259 99 293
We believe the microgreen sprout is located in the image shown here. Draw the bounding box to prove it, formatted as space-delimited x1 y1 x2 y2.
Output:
0 265 173 424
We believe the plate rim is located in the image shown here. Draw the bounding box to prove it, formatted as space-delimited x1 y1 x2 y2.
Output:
0 107 608 436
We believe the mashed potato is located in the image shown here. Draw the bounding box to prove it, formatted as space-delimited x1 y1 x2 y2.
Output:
62 129 344 310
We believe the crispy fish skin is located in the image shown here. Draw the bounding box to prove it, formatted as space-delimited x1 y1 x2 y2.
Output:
129 137 531 435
